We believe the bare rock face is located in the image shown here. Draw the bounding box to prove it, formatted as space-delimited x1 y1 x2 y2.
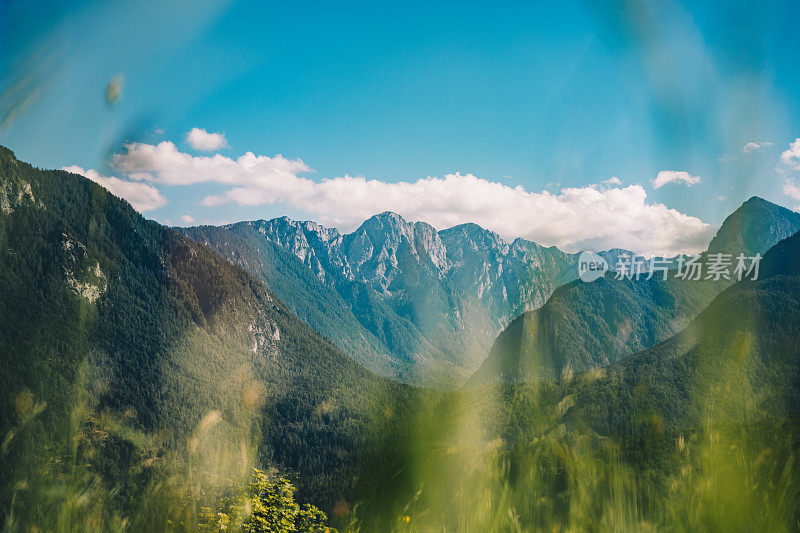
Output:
1 178 40 215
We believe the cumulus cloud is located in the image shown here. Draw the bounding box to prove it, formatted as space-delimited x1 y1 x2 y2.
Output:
652 170 701 189
180 214 195 224
110 142 714 256
603 176 622 185
62 165 166 212
781 138 800 170
784 180 800 211
185 128 228 151
742 141 772 153
113 141 309 186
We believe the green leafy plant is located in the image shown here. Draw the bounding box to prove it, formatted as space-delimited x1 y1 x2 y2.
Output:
199 469 331 532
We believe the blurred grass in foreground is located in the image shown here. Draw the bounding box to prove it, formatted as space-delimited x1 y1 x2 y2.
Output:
344 331 800 532
4 348 800 532
3 305 800 532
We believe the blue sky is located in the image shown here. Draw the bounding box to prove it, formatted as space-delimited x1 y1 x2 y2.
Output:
2 0 800 254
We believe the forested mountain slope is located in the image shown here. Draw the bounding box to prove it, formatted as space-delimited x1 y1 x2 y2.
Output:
707 195 800 255
589 224 800 430
471 196 800 385
0 146 410 529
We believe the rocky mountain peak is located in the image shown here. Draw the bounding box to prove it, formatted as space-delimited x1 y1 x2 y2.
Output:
354 212 415 245
707 196 800 256
439 223 510 261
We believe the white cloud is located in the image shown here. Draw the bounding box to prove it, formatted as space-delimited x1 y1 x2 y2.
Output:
185 128 228 152
715 195 727 202
180 214 195 224
742 141 772 153
603 176 622 185
113 141 309 186
783 180 800 211
781 138 800 170
62 165 166 212
652 170 701 189
111 142 714 256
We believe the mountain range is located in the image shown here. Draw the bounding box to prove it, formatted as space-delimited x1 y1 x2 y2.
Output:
470 196 800 384
562 209 800 433
3 145 800 530
182 215 644 384
183 197 800 387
